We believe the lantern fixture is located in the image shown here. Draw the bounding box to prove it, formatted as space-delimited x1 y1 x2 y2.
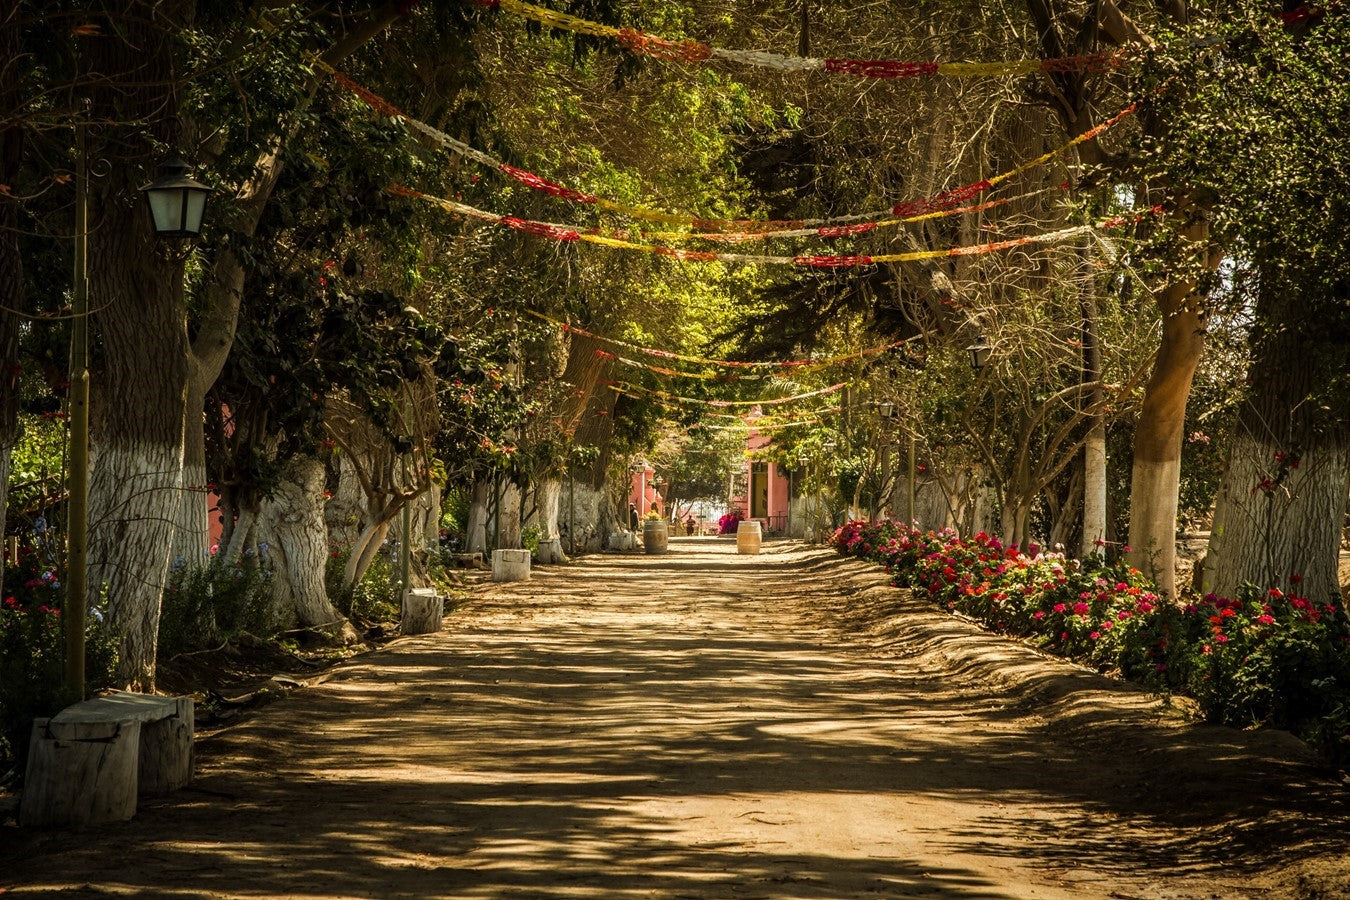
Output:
139 158 212 237
878 402 895 419
966 335 993 372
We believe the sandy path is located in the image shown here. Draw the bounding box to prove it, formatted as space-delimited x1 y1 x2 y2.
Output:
2 539 1347 899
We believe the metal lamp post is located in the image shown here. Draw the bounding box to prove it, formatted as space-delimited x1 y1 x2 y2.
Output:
966 335 993 373
64 154 211 699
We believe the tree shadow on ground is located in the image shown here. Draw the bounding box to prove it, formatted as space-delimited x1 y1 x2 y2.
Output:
2 544 1346 898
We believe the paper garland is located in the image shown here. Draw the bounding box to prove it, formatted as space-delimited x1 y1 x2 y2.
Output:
471 0 1130 79
393 183 1158 268
528 310 908 370
606 380 848 407
323 61 1137 235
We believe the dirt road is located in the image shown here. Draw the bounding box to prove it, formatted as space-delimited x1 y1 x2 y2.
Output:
3 539 1348 898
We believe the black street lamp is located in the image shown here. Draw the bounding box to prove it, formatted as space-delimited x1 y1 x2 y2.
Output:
966 335 993 372
139 158 212 237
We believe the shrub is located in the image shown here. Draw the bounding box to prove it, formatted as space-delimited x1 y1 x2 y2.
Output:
832 519 1350 759
328 546 400 623
159 554 280 659
1 544 117 783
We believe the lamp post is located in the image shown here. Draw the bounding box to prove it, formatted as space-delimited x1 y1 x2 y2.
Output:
966 335 993 373
138 159 213 238
64 154 211 699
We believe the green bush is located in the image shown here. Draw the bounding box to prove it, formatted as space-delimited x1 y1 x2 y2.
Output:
159 555 280 659
522 524 541 556
327 545 400 622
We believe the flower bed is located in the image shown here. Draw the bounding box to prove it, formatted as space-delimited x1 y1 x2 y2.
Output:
2 543 117 781
832 519 1350 760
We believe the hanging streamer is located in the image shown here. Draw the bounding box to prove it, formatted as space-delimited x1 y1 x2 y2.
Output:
607 380 848 407
393 184 1160 268
471 0 1130 79
323 61 1137 236
526 311 909 370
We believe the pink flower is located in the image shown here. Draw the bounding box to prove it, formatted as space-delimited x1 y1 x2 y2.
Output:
1032 611 1045 620
1256 614 1275 625
1089 631 1100 640
1053 603 1067 614
1117 610 1132 621
1073 602 1089 616
1215 634 1229 644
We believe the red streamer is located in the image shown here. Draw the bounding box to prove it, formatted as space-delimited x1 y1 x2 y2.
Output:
498 164 600 204
501 216 581 241
816 222 879 238
893 180 993 217
793 254 875 268
617 28 713 63
330 70 406 119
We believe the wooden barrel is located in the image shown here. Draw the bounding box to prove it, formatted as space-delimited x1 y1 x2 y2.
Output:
642 519 669 554
736 520 762 555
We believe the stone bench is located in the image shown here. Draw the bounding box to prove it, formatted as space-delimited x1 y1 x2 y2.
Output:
21 691 193 828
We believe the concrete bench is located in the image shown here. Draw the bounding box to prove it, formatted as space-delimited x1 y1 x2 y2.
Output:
21 691 193 828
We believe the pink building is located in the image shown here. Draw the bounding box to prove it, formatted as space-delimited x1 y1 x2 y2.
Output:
731 432 790 533
628 462 664 521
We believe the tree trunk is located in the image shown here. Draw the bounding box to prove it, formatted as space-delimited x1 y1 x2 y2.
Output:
1082 425 1108 555
171 387 211 567
260 455 356 642
1203 275 1350 603
1126 204 1216 596
77 0 194 692
537 478 563 539
1050 465 1084 552
465 479 489 553
1126 298 1207 595
498 480 522 550
1081 288 1108 557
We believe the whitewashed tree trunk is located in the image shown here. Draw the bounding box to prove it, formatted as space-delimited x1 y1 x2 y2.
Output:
1204 436 1348 602
465 480 489 553
90 443 185 691
1127 457 1182 593
223 505 258 567
346 519 391 589
260 455 356 642
1082 425 1108 557
170 439 211 568
538 478 562 539
499 480 523 550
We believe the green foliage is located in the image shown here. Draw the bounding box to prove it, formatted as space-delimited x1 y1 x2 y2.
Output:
521 524 541 555
327 546 400 623
158 556 280 659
